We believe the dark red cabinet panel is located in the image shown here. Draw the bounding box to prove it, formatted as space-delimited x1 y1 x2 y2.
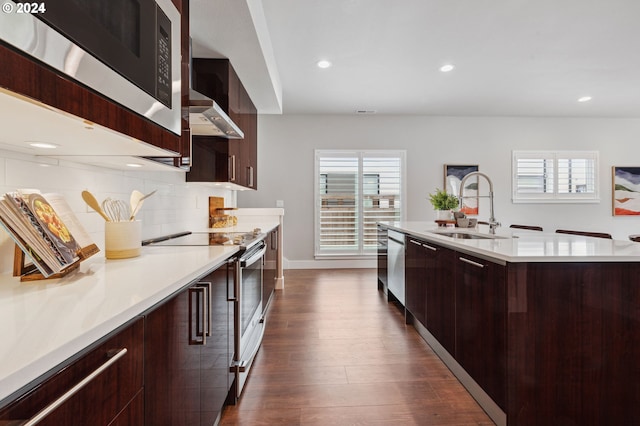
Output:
455 253 506 411
187 59 257 189
506 262 640 425
424 243 455 355
144 263 234 426
405 237 427 325
0 318 144 426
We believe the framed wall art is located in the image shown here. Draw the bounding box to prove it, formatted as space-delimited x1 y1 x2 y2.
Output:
444 164 478 215
612 166 640 216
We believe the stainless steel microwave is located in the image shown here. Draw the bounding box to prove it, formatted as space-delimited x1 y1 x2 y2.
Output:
0 0 181 135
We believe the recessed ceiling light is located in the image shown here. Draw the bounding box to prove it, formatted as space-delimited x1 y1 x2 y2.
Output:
27 141 58 149
578 96 592 102
440 64 455 73
317 60 332 69
126 163 143 168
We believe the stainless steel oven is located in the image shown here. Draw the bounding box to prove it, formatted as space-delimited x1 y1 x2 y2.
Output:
0 0 181 134
231 239 266 399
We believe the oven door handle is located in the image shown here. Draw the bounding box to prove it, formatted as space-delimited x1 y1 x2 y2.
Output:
231 316 266 373
240 242 267 268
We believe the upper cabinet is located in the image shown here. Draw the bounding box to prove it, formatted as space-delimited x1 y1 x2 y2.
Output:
186 59 258 190
0 0 190 166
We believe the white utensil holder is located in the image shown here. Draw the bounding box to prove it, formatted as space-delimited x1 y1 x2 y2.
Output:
105 221 141 259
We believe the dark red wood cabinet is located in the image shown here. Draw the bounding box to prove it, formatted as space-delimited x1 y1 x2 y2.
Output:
404 237 428 325
0 318 144 426
404 237 456 356
506 261 640 425
455 253 507 411
424 242 456 355
385 229 640 425
187 59 258 189
144 263 234 426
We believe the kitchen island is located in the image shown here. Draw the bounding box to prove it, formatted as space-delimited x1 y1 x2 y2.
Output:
382 222 640 426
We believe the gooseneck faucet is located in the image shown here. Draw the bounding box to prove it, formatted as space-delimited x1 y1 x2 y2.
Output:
458 172 501 234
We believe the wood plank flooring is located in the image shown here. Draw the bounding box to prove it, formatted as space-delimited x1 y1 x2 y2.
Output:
220 269 494 425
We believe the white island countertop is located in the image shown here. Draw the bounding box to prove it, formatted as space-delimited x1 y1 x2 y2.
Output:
383 221 640 263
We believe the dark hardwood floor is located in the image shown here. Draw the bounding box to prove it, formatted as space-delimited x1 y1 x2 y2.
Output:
220 269 494 425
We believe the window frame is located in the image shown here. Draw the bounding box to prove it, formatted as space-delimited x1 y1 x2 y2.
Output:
314 149 406 258
512 150 600 203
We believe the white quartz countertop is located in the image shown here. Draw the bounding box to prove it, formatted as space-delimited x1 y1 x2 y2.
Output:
383 221 640 263
0 217 282 403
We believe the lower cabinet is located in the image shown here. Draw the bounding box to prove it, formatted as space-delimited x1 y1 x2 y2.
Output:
405 237 427 325
144 262 234 426
455 252 507 411
404 237 456 355
424 242 455 355
400 232 506 412
0 318 144 425
0 261 237 426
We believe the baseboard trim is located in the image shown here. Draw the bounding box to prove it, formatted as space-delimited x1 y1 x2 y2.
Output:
284 258 376 269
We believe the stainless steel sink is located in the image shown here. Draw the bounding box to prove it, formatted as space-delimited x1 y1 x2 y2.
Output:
428 230 507 240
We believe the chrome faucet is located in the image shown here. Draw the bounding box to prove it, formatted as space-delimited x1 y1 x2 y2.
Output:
458 172 501 234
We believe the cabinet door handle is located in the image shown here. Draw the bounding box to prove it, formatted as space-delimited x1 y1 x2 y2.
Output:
409 239 422 246
247 166 254 188
23 348 128 426
422 243 437 251
198 281 212 338
189 286 207 345
229 155 236 182
271 229 278 250
459 257 485 268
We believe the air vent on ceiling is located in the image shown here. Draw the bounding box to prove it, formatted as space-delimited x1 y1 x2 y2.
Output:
355 109 377 114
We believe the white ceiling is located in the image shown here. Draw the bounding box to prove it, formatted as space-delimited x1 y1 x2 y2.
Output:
191 0 640 117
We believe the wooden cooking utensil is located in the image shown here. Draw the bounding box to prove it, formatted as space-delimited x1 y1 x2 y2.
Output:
81 190 110 222
129 189 156 220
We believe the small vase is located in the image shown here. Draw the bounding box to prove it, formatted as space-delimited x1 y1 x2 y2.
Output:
435 210 453 221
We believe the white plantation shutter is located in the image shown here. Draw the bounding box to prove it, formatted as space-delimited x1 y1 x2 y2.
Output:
315 150 405 257
512 151 599 202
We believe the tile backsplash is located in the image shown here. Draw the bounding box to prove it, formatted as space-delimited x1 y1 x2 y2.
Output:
0 149 233 275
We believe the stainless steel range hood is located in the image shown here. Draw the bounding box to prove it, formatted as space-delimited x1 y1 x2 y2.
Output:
187 88 244 138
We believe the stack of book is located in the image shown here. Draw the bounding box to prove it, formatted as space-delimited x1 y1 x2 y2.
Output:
0 190 97 278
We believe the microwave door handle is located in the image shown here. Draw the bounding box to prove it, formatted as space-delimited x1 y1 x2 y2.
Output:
241 244 267 268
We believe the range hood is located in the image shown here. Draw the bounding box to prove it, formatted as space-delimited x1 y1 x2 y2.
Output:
187 88 244 138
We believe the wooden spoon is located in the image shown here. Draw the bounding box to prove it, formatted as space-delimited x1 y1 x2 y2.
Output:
81 190 110 221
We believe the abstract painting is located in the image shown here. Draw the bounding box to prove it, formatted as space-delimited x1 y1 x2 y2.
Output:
613 167 640 216
444 165 478 215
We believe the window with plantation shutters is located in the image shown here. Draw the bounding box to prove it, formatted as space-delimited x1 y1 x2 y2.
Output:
512 151 599 203
315 150 405 257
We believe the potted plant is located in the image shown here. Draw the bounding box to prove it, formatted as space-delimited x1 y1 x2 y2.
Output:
428 188 459 220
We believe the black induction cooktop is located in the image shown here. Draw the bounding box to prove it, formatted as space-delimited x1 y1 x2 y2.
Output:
142 230 264 249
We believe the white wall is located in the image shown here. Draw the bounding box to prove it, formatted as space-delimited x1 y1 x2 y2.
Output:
238 114 640 267
0 149 233 275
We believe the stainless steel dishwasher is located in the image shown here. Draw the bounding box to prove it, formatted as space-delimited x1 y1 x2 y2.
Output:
386 229 405 305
